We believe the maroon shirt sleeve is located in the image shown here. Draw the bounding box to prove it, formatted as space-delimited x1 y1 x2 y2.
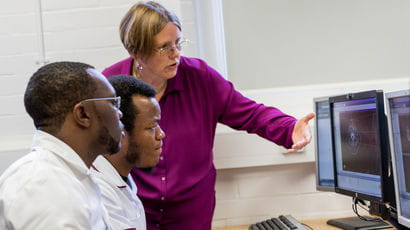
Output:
189 57 297 148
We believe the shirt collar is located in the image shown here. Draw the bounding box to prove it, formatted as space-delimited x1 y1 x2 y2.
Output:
31 130 91 176
123 57 133 75
127 174 137 193
92 155 128 189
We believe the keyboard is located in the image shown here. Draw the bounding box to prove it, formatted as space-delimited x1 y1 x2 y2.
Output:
248 215 308 230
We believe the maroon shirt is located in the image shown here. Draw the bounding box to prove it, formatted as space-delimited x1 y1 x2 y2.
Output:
103 56 296 230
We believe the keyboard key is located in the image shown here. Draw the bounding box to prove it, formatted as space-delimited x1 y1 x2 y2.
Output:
266 219 281 230
256 222 268 230
262 221 274 230
249 214 306 230
272 217 290 230
279 215 297 229
249 224 260 230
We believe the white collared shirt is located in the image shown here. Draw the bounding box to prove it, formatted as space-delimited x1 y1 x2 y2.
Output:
0 130 111 230
92 156 146 230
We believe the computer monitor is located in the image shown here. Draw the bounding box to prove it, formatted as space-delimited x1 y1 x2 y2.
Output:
386 89 410 228
314 97 335 191
327 90 392 229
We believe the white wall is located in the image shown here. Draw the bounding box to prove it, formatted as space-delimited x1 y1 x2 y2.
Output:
222 0 410 90
213 162 354 227
0 0 196 159
0 0 409 228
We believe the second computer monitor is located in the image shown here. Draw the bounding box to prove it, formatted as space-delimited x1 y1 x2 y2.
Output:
314 97 335 191
329 90 390 203
386 89 410 228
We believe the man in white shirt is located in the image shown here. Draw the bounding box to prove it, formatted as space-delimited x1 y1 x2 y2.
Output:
92 75 165 230
0 61 124 230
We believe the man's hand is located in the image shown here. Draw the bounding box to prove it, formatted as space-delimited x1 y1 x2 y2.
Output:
288 112 315 153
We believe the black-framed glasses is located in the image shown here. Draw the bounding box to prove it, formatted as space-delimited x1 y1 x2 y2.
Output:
156 38 189 56
79 96 121 110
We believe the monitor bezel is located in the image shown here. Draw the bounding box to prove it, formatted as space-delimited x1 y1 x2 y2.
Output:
386 89 410 228
329 90 389 204
314 96 335 192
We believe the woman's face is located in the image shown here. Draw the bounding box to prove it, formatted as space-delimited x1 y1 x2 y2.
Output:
137 22 182 81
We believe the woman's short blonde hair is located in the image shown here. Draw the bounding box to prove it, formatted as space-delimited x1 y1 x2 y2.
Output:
120 1 181 60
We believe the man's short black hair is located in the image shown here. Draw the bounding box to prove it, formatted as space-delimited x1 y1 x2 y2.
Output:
24 61 97 131
108 75 156 132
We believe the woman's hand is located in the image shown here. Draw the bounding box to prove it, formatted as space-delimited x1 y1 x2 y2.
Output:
288 112 315 153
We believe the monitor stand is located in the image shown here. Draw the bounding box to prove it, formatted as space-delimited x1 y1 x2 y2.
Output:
327 216 391 230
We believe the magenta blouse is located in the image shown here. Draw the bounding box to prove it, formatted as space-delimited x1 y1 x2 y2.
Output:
103 56 296 230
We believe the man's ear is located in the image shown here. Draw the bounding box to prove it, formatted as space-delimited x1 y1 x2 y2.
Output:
72 103 92 128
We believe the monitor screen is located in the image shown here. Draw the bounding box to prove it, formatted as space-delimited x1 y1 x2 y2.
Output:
314 97 335 191
386 89 410 228
330 90 389 203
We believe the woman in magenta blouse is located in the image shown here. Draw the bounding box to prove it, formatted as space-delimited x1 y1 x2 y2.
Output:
103 1 315 230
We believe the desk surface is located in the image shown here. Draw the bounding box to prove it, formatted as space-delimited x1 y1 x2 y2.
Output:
212 217 395 230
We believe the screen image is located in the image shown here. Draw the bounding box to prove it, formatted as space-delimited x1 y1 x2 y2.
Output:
403 155 410 193
398 113 410 193
339 110 380 175
332 97 382 199
399 114 410 153
387 91 410 227
315 98 335 190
